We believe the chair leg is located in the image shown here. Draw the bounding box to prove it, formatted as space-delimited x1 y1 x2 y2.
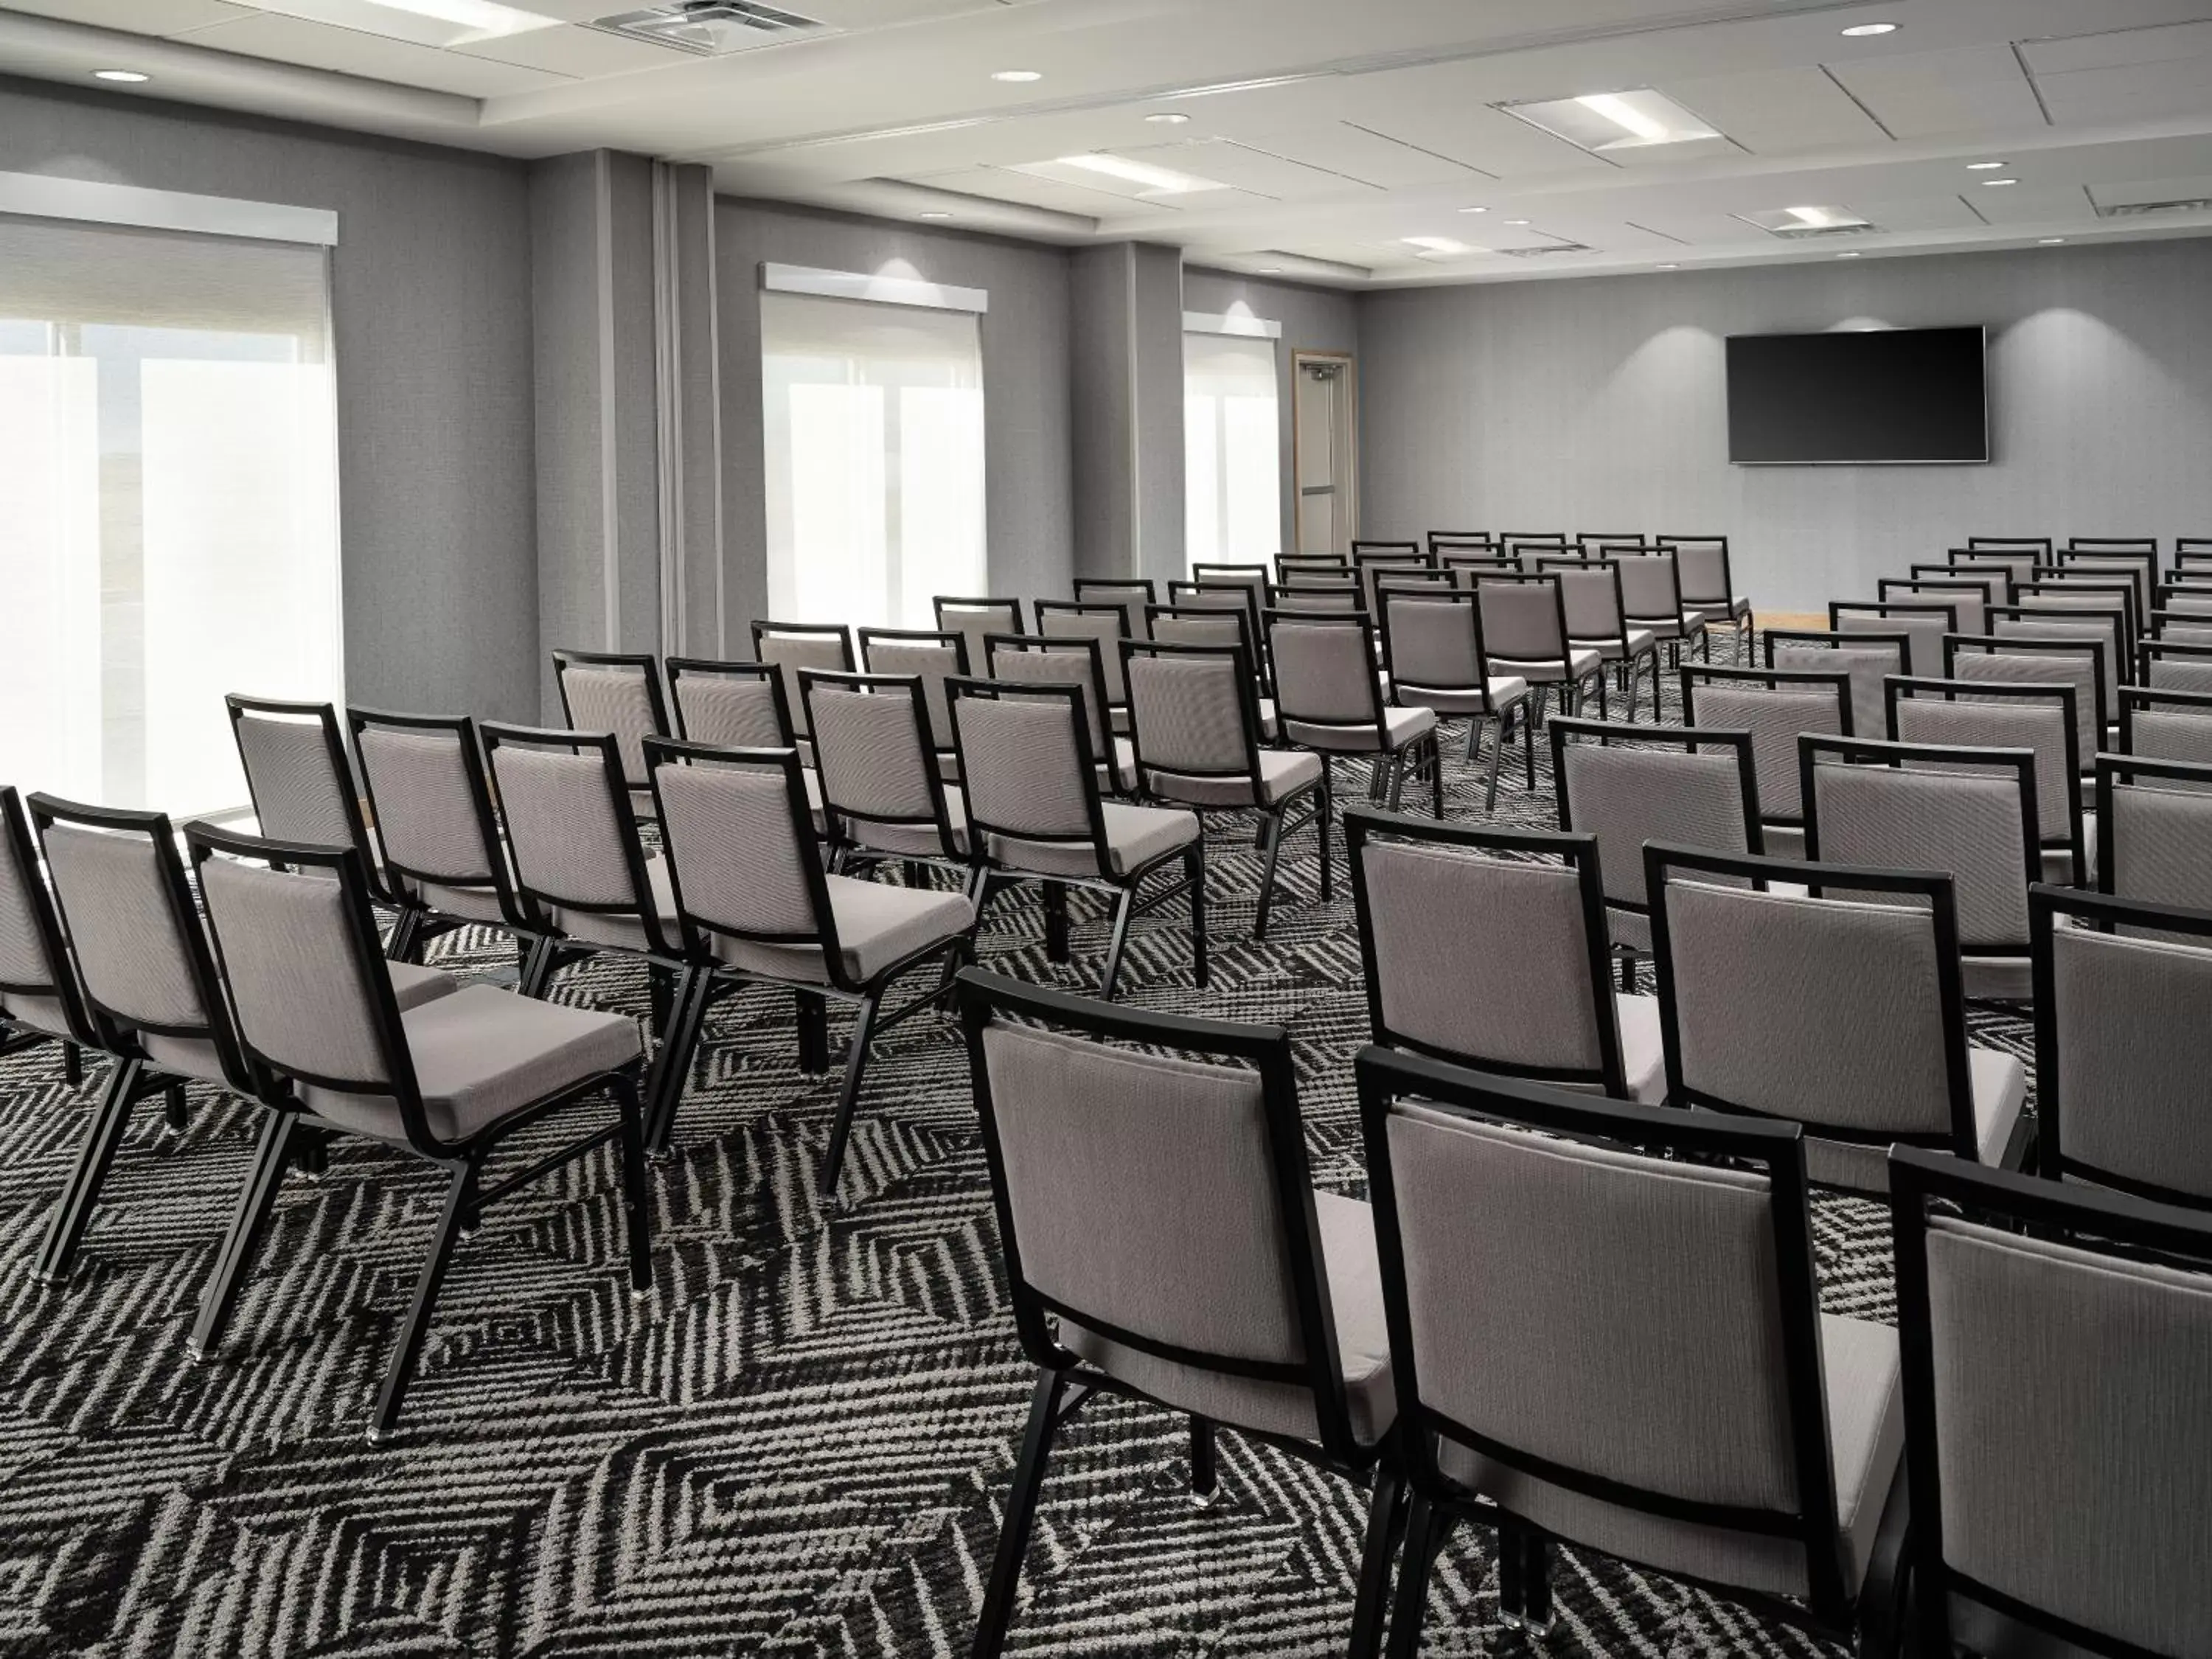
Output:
611 1071 654 1295
1523 705 1537 789
386 905 424 964
643 967 710 1159
1627 656 1642 723
1042 883 1071 961
61 1041 83 1088
1186 843 1209 990
1348 1464 1407 1659
1618 950 1635 993
1429 734 1444 818
647 962 673 1037
1317 759 1335 902
1484 715 1506 813
1189 1415 1217 1506
518 934 558 999
188 1107 298 1360
1385 1495 1441 1659
1464 715 1481 768
163 1083 188 1133
1596 672 1609 720
1098 888 1136 1001
1385 755 1406 812
34 1057 142 1285
1253 810 1285 940
369 1158 475 1443
971 1369 1069 1659
1498 1523 1554 1635
796 989 829 1074
818 992 880 1200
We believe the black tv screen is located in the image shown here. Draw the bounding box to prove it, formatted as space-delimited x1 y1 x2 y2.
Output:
1726 326 1988 465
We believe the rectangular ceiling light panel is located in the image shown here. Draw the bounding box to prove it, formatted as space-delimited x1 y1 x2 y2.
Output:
1502 88 1720 153
1736 204 1874 238
234 0 563 46
1008 153 1231 201
588 1 830 55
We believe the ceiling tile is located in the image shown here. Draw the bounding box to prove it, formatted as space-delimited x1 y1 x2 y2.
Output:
1342 97 1615 180
3 0 251 32
1621 209 1770 247
1827 44 2048 139
908 165 1173 220
183 13 570 94
1118 138 1369 200
2034 57 2212 128
449 21 682 77
1961 182 2096 226
2018 19 2212 75
1214 124 1479 191
2092 172 2212 208
1659 66 1890 155
1850 194 1986 232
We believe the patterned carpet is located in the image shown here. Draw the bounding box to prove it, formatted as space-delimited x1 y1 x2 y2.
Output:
0 669 2033 1658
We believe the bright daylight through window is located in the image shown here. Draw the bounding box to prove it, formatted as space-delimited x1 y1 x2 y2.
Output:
0 217 339 816
761 291 987 630
1184 330 1281 567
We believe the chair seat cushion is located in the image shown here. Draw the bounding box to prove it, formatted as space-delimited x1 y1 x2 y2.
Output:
387 960 461 1011
1062 1191 1396 1448
554 855 681 955
717 874 974 986
1283 703 1438 754
1259 698 1281 742
1961 955 2034 1002
852 786 970 859
140 959 456 1088
989 802 1200 879
1093 737 1140 795
303 983 641 1144
1437 1312 1902 1601
1392 676 1529 716
1571 628 1658 661
1 992 72 1039
1492 648 1603 684
1805 1045 2029 1192
1144 748 1322 810
414 880 512 925
1615 992 1666 1105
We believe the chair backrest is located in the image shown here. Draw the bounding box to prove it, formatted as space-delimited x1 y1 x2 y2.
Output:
934 597 1025 679
1678 666 1851 824
1890 1147 2212 1659
1577 531 1647 555
226 695 379 880
858 628 968 752
1356 555 1430 614
1188 563 1269 627
644 738 847 984
1829 600 1957 677
1121 641 1265 796
750 622 855 738
1071 578 1156 641
1765 628 1910 740
1035 602 1133 705
2120 685 2212 765
2095 754 2212 913
1615 551 1688 623
2056 550 2155 619
1552 720 1761 928
550 650 669 790
2140 639 2212 696
1351 540 1423 563
1879 579 1987 637
1166 577 1263 643
28 795 243 1082
2156 581 2212 619
1648 843 1974 1164
1501 532 1568 569
1967 535 2053 560
985 633 1116 756
0 786 91 1044
481 725 674 957
1265 611 1389 743
666 656 794 750
1268 577 1363 616
2018 577 2137 649
1427 530 1492 556
1885 676 2079 849
801 671 961 863
1276 553 1350 578
1147 601 1255 660
1346 810 1626 1094
1540 558 1630 647
1357 1049 1851 1617
1439 550 1519 585
2153 607 2212 646
1801 734 2037 953
1474 574 1571 664
1934 554 2019 604
1989 602 2126 707
956 967 1365 1460
1664 537 1734 606
2032 884 2212 1208
1379 589 1489 696
947 678 1111 879
1943 634 2106 764
348 708 521 927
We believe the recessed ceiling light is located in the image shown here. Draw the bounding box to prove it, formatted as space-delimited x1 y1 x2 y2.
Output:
918 212 951 220
257 0 557 48
1837 251 1863 258
1259 266 1282 274
93 69 149 82
1982 178 2020 187
1458 205 1489 215
1503 218 1531 226
1145 112 1189 124
1054 152 1220 195
1966 161 2007 170
992 69 1042 83
1840 22 1900 37
2039 237 2067 245
1503 87 1719 154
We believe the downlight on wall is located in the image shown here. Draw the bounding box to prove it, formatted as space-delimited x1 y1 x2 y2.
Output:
1501 88 1719 153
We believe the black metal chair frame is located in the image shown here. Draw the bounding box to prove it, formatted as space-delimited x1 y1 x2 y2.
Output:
666 655 798 745
1357 1047 1908 1654
1826 600 1961 678
749 620 857 754
1883 675 2084 885
797 668 970 891
1471 571 1607 734
550 647 671 741
0 786 92 1093
1033 599 1136 730
856 626 970 777
1345 808 1628 1096
1615 549 1711 665
1537 556 1662 721
1878 577 1991 633
983 630 1132 798
954 967 1402 1659
1071 576 1158 640
2019 575 2140 648
226 693 397 911
2118 683 2212 757
1943 633 2110 757
1351 540 1427 564
1263 608 1445 818
1660 535 1753 662
181 822 650 1442
1932 554 2020 605
2093 750 2212 905
1677 663 1856 833
1426 530 1493 557
1377 587 1523 808
1966 535 2053 559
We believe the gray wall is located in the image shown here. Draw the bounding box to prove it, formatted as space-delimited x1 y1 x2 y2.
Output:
1068 244 1134 583
1357 239 2212 610
1184 268 1359 555
0 76 541 721
715 198 1075 635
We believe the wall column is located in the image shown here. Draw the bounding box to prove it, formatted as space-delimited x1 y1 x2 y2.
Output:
1069 241 1186 585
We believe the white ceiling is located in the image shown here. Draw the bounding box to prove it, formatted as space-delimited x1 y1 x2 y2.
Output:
8 0 2212 285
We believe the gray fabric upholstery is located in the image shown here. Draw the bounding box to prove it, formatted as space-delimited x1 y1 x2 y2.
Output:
717 874 971 984
1812 763 2031 950
1563 742 1751 910
198 855 394 1085
414 880 511 924
958 695 1093 841
988 644 1113 754
303 983 639 1144
1389 1106 1902 1599
235 712 358 848
1924 1217 2212 1658
1771 642 1902 740
2052 925 2212 1201
1491 647 1601 687
1076 584 1152 641
811 684 939 824
1126 653 1251 780
1041 609 1130 703
1888 586 1987 635
988 801 1198 879
490 745 643 913
2146 654 2212 696
1615 991 1665 1105
982 1022 1391 1447
1615 556 1686 629
1687 685 1843 819
1572 626 1657 664
654 759 815 943
41 824 206 1030
758 634 850 735
862 639 961 741
1894 699 2073 840
1554 568 1627 642
139 1032 231 1085
854 785 969 858
1836 608 1947 677
1673 543 1734 608
559 666 661 787
1283 703 1436 754
2129 707 2212 768
1150 611 1247 651
1 991 69 1037
1273 620 1382 727
1993 613 2122 705
1476 583 1565 663
1395 676 1528 717
939 603 1019 681
2108 782 2212 915
356 727 500 888
0 824 60 997
1803 1046 2023 1193
1950 650 2101 762
1147 748 1321 810
1384 596 1482 693
386 960 459 1011
672 672 787 748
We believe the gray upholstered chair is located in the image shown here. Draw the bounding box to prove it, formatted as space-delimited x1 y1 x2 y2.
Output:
1801 734 2039 1002
1345 809 1663 1102
1679 664 1852 859
1538 558 1661 722
1265 609 1443 817
182 822 648 1442
1990 600 2129 720
799 669 970 888
550 649 669 819
1377 588 1528 809
27 795 456 1288
1121 639 1324 938
2093 753 2212 913
1944 633 2108 762
857 627 967 779
640 740 973 1191
1615 551 1711 666
0 785 91 1092
1356 552 1430 615
1185 563 1268 633
1885 675 2084 886
1276 552 1353 579
1930 554 2019 605
1150 600 1279 740
955 968 1401 1659
1072 577 1156 641
933 597 1025 683
1428 530 1493 557
1361 1051 1907 1655
226 695 395 913
1889 1147 2212 1659
1646 843 2029 1194
1472 574 1604 725
2138 637 2212 696
1036 601 1134 734
749 619 855 765
948 676 1206 999
1439 549 1518 585
1502 531 1568 568
1660 535 1753 661
1269 576 1364 614
1878 577 1989 637
2031 883 2212 1208
2038 560 2146 636
1829 599 1958 677
1766 627 1910 744
982 632 1138 795
1550 717 1761 987
667 655 793 748
2120 684 2212 766
349 708 540 969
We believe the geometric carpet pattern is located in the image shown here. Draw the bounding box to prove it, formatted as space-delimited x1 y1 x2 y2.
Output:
0 669 2031 1657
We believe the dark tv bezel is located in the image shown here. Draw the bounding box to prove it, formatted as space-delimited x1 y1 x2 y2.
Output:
1725 324 1990 467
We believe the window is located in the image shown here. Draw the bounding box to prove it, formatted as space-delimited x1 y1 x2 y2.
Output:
0 218 338 816
1184 330 1281 568
761 291 986 630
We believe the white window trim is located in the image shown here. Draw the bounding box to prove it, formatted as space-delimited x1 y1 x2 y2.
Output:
762 262 988 315
0 171 337 246
1183 310 1281 340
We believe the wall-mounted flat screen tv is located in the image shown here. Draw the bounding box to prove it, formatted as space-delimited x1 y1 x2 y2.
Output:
1726 326 1989 465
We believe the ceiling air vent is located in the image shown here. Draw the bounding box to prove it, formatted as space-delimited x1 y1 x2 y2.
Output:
1500 243 1595 257
1768 221 1880 241
588 1 831 55
2098 198 2212 218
